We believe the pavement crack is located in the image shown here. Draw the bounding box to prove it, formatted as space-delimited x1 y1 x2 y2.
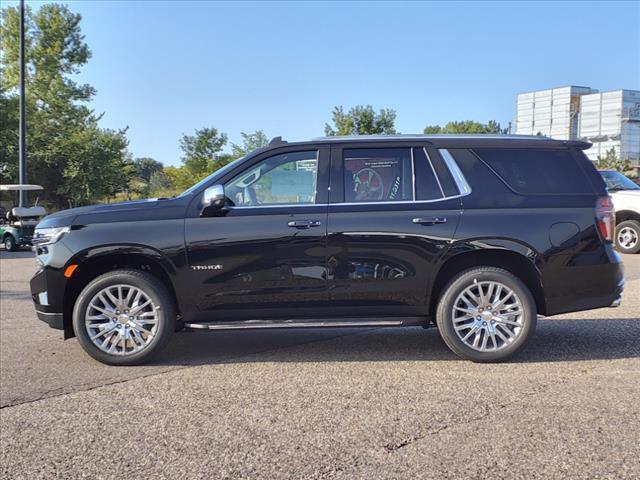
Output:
382 366 602 454
384 405 493 452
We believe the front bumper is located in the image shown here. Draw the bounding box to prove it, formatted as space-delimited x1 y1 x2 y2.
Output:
609 293 623 307
35 310 64 329
31 266 66 331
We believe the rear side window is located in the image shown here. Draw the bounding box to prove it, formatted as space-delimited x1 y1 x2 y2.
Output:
473 148 592 194
413 148 443 200
428 150 459 197
343 148 413 202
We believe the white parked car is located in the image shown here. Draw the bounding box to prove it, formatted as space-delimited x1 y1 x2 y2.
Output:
599 170 640 254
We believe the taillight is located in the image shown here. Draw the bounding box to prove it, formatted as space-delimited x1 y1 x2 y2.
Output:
595 196 615 243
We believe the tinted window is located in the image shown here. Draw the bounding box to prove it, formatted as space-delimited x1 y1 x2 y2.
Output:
429 149 459 197
343 148 412 202
413 148 443 200
474 148 592 194
225 151 318 206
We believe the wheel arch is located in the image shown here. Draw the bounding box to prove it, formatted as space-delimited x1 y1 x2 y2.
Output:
430 245 546 317
2 229 16 240
615 210 640 224
62 246 180 339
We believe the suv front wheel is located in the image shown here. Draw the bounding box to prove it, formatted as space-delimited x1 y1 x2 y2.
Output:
436 267 537 362
72 269 176 365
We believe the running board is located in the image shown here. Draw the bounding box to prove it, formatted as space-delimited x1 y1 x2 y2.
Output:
184 318 412 331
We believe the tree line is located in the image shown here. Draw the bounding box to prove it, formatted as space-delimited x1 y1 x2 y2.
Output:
3 4 629 211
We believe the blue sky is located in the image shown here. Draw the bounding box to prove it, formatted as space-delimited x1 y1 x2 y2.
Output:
11 0 640 165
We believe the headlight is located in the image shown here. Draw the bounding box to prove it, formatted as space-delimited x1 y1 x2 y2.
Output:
32 226 71 246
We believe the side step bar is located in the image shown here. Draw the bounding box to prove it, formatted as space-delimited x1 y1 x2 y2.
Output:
184 318 421 331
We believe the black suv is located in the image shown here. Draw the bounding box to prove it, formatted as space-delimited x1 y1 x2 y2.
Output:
30 135 624 365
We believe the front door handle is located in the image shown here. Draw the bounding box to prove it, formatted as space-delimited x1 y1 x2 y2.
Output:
288 220 322 229
413 217 447 225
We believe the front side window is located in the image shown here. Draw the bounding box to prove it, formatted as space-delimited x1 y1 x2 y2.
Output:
343 148 413 203
225 151 318 206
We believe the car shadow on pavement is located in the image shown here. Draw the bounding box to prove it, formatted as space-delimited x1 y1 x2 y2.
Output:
155 317 640 366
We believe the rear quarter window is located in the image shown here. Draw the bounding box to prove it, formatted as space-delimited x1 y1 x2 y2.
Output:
473 148 593 194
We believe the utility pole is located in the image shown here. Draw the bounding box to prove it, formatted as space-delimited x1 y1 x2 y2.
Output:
18 0 27 206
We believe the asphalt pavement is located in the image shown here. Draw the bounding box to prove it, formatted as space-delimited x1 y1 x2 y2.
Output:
1 249 639 479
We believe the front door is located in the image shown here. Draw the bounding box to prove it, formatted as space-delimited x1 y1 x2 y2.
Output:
326 144 463 317
185 147 330 321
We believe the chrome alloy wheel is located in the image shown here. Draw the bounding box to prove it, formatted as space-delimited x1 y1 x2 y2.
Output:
85 284 159 356
451 280 524 352
618 226 639 250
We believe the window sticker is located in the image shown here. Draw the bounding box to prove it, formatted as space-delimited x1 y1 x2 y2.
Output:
344 157 404 202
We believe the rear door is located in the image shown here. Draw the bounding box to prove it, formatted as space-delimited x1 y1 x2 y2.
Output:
326 143 464 317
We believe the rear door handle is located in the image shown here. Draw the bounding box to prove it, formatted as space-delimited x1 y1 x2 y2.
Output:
287 220 322 229
413 217 447 225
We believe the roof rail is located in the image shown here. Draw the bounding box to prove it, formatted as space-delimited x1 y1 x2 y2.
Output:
269 136 287 146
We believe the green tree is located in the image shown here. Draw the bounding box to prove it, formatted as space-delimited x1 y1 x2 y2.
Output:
133 157 163 183
423 120 507 134
423 125 443 134
0 90 19 183
148 170 172 195
58 127 132 207
597 148 633 175
486 120 505 134
0 4 131 208
164 165 197 192
325 105 397 136
231 130 269 159
179 127 228 180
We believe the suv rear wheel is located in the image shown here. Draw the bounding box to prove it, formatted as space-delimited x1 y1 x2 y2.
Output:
615 220 640 254
436 267 537 362
72 269 176 365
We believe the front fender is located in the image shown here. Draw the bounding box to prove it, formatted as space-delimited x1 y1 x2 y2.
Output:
69 243 179 276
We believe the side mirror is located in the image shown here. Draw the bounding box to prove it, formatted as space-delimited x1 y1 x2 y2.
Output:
200 184 227 217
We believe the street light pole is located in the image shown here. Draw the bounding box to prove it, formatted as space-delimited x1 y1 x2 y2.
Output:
18 0 27 207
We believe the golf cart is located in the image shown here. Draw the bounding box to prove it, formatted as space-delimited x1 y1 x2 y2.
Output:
0 184 46 252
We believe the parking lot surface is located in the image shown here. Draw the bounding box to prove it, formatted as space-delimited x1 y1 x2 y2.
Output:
1 250 639 479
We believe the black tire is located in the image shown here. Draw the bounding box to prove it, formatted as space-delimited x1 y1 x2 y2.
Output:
72 269 176 366
436 266 537 363
3 235 18 251
615 220 640 254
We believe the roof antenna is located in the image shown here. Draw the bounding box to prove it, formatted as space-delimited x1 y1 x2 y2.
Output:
269 136 287 146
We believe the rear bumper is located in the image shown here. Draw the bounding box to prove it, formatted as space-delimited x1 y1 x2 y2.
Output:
543 246 624 316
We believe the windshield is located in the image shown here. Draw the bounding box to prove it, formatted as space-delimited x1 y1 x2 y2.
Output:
177 155 249 197
600 171 640 191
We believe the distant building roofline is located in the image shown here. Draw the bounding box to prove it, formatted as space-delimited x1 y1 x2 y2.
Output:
581 88 640 95
517 85 596 96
